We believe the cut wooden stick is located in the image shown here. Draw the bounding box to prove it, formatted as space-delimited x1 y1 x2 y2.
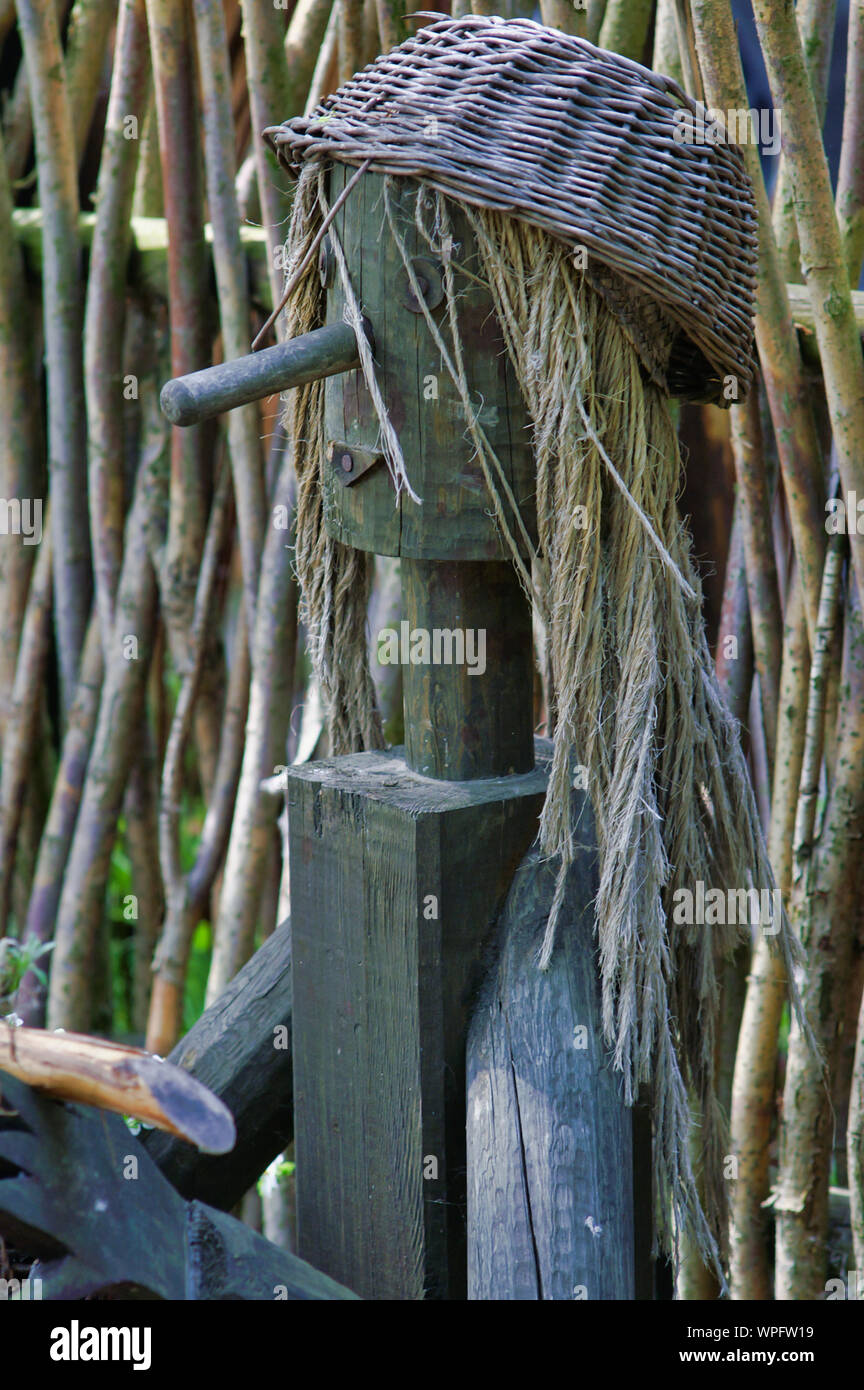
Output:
0 1020 236 1155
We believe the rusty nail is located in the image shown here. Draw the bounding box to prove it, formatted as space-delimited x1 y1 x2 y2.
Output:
340 452 354 473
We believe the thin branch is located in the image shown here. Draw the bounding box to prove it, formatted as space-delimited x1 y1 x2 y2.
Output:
837 0 864 280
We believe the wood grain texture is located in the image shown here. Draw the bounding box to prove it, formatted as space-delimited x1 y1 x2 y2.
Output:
322 166 536 560
186 1201 359 1301
400 558 535 780
141 918 293 1210
467 808 643 1300
287 742 550 1299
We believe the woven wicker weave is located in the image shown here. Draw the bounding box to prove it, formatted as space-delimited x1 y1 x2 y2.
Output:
264 14 758 405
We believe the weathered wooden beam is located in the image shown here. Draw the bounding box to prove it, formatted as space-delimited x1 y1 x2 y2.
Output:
286 741 551 1299
466 818 653 1300
0 1072 355 1300
140 918 293 1211
321 167 537 561
11 208 273 307
11 209 864 339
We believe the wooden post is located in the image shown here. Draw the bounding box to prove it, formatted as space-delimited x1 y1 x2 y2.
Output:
287 745 548 1299
401 558 534 781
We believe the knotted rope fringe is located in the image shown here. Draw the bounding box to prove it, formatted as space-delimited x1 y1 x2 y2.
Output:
281 163 804 1281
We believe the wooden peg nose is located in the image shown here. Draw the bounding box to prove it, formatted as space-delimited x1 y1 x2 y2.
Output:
160 318 373 426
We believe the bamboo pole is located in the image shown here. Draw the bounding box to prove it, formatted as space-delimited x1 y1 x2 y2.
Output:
838 0 864 1285
132 102 163 216
145 0 221 799
770 0 836 282
147 460 232 1053
146 605 250 1054
0 524 53 936
17 0 92 720
65 0 121 164
586 0 605 43
338 0 364 83
47 461 158 1031
776 542 860 1299
715 508 754 728
599 0 652 59
691 0 827 647
752 0 864 610
124 733 163 1034
374 0 408 49
205 453 298 1004
192 0 266 636
728 578 809 1297
653 0 685 86
304 4 339 114
16 616 103 1025
239 0 299 310
837 0 864 279
84 0 151 659
539 1 587 38
0 133 41 745
690 0 834 1299
729 389 782 779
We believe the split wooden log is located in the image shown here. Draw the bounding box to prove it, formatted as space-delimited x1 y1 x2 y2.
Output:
0 1021 235 1155
467 820 654 1300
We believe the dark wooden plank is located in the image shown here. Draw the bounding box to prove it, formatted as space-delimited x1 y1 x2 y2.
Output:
140 918 293 1210
290 766 373 1294
0 1073 187 1299
0 1074 356 1300
186 1202 359 1301
467 807 642 1300
287 741 550 1299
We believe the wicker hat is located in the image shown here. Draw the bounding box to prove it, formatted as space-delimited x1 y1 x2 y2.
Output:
265 14 758 406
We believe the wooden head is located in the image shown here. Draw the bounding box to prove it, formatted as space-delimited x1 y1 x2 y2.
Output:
320 166 537 562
